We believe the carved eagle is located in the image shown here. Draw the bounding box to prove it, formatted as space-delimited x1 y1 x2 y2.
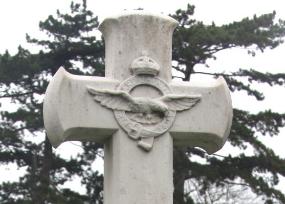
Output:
87 86 201 117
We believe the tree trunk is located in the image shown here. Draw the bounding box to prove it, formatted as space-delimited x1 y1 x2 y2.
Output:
173 148 190 204
33 136 53 204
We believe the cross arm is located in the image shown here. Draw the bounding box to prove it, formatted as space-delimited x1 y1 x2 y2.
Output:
169 77 232 154
43 68 119 148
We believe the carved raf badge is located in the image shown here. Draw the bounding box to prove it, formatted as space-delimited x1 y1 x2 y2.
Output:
87 56 201 151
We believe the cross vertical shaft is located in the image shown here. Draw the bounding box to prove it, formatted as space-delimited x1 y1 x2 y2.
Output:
104 131 173 203
100 12 178 204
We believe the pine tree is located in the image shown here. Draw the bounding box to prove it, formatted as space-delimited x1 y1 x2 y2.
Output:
0 2 104 203
0 2 285 204
171 5 285 204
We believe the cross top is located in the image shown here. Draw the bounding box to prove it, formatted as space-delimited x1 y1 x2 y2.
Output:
99 11 178 82
43 11 232 204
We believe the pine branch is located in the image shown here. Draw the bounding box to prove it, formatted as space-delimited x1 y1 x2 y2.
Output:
192 71 242 77
0 92 33 98
222 180 250 187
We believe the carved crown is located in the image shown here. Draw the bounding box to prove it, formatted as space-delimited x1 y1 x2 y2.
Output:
130 56 160 76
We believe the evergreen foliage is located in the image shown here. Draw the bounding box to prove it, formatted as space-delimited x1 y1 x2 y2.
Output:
0 1 284 203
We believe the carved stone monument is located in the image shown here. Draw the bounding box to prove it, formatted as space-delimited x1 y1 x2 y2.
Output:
43 11 232 204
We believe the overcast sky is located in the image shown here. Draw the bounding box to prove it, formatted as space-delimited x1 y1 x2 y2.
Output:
1 0 285 192
1 0 285 110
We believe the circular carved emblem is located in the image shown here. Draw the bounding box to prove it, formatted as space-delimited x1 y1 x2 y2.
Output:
114 75 176 143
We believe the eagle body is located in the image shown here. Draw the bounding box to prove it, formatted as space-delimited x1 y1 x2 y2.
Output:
87 87 201 119
128 98 169 115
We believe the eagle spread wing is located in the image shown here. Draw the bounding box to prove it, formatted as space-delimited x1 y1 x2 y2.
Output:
160 94 201 111
86 86 135 111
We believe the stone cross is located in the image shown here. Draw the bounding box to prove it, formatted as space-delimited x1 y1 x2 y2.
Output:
43 11 232 204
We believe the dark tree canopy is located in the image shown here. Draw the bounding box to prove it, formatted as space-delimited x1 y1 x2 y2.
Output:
0 2 285 204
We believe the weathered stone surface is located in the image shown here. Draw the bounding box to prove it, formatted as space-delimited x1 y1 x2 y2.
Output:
99 11 178 82
43 11 232 204
170 77 232 154
43 68 119 147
